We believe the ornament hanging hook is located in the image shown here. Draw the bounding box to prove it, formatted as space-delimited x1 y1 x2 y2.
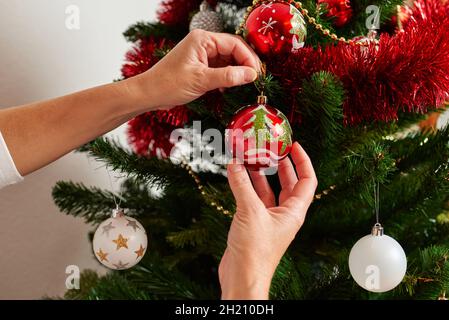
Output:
254 63 266 93
374 179 380 225
106 167 122 215
371 177 383 236
255 63 268 104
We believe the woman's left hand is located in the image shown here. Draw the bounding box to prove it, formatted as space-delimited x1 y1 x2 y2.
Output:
220 142 318 299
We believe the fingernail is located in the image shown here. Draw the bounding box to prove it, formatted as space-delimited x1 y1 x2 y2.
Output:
244 68 257 82
229 163 244 173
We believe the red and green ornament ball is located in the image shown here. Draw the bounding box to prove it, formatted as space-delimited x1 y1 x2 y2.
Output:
227 98 293 171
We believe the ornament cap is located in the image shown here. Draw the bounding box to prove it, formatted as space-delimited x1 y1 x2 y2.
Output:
112 206 125 218
257 95 268 105
199 0 211 11
371 223 384 236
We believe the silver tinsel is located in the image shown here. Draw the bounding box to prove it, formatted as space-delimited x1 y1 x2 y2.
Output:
189 1 224 33
216 3 246 32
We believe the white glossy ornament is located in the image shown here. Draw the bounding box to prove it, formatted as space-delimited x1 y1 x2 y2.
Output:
349 224 407 293
93 208 148 270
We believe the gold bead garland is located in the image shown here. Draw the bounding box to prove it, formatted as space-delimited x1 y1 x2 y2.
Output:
237 0 378 47
314 185 336 200
180 161 335 217
180 161 233 217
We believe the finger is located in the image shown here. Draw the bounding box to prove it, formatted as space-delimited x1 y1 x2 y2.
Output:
203 66 257 90
278 156 298 194
227 162 262 209
208 33 260 70
249 170 276 208
283 142 318 212
229 34 262 73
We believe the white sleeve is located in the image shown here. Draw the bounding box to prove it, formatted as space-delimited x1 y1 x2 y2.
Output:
0 131 23 189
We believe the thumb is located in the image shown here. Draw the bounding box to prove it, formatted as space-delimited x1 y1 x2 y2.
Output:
227 162 261 209
203 66 257 90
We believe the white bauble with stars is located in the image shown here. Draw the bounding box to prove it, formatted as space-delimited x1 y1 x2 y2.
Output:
93 208 147 270
349 224 407 293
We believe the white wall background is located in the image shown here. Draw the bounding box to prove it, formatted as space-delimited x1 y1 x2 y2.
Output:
0 0 158 299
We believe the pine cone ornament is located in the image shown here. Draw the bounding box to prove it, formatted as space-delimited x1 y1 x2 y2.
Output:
190 1 224 32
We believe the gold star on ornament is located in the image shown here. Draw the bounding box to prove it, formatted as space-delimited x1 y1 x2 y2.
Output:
112 234 129 250
134 244 146 259
96 249 109 262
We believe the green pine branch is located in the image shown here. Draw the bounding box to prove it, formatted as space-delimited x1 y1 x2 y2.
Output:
167 227 210 248
52 178 163 224
403 245 449 299
270 255 306 299
296 71 344 179
52 181 117 223
80 138 190 189
84 272 151 300
124 22 185 42
127 255 217 300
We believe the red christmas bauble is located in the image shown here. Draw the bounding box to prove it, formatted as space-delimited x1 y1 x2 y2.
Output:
317 0 353 28
226 96 293 170
244 1 307 56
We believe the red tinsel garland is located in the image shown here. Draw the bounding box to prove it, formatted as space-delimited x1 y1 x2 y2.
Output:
269 0 449 125
128 106 191 158
401 0 449 27
124 0 449 155
121 37 170 78
122 37 192 157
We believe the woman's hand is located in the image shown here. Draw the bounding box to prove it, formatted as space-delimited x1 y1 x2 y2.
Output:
0 30 260 176
219 142 318 300
130 30 261 110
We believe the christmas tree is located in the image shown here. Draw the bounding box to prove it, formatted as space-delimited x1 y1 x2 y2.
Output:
54 0 449 300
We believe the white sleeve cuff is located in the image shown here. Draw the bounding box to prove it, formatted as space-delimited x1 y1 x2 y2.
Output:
0 131 23 189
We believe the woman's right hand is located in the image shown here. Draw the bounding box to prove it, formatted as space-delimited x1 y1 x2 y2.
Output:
130 30 260 111
219 142 318 300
